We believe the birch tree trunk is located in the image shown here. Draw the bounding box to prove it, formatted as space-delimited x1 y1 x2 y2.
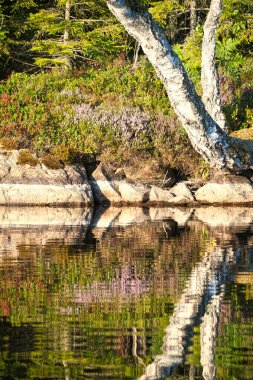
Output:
201 0 227 131
190 0 197 36
64 0 71 43
106 0 253 173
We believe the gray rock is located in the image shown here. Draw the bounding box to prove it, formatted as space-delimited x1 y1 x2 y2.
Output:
149 185 175 202
169 182 195 201
90 163 122 204
171 195 194 204
90 180 122 204
118 181 149 203
90 163 149 204
0 149 93 205
195 175 253 203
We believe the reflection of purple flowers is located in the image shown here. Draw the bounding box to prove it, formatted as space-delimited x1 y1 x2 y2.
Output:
73 265 149 305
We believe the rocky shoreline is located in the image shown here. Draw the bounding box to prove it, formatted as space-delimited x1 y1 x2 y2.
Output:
1 148 253 206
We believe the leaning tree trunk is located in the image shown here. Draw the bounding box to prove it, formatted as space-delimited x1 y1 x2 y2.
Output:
201 0 227 131
106 0 253 172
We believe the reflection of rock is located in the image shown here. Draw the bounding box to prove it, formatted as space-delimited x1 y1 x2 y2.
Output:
90 207 121 229
116 207 150 226
195 207 253 227
0 207 93 227
149 207 194 226
0 207 93 257
0 225 90 258
91 207 194 229
0 149 93 206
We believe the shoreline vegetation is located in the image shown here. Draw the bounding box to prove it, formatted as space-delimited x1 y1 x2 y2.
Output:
0 0 252 203
0 56 252 182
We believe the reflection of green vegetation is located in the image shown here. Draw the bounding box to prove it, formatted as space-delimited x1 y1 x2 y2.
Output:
0 221 205 379
0 221 252 379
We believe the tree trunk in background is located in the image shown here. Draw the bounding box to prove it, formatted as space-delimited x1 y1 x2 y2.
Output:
201 0 227 131
190 0 197 35
64 0 70 43
106 0 253 172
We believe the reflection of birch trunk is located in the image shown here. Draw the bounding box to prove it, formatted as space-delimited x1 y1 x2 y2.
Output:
200 289 224 380
138 247 226 380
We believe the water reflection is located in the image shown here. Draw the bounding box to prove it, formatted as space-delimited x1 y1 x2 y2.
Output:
0 206 252 379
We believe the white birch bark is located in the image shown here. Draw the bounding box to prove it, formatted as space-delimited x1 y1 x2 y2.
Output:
106 0 253 172
201 0 227 131
200 292 223 380
64 0 71 43
190 0 197 36
138 247 226 380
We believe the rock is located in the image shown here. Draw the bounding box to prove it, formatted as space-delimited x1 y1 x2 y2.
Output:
171 195 194 204
0 149 93 206
90 163 149 204
195 175 253 203
118 181 149 203
149 183 195 204
90 163 122 204
149 185 174 202
90 180 122 204
90 162 114 181
169 182 195 201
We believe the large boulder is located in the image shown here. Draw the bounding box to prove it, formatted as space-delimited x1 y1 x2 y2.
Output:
90 163 149 204
118 181 149 203
195 175 253 204
0 149 93 206
149 185 174 202
169 182 195 201
89 163 122 204
149 183 195 204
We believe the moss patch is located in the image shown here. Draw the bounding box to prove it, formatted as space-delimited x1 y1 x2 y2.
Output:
41 154 64 170
0 138 19 150
17 150 39 166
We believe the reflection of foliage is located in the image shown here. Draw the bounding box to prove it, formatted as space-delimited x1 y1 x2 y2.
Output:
0 220 212 378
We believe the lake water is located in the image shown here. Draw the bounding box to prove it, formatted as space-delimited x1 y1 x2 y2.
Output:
0 206 253 379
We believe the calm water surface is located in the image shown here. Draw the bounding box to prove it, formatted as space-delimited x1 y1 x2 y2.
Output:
0 206 253 379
